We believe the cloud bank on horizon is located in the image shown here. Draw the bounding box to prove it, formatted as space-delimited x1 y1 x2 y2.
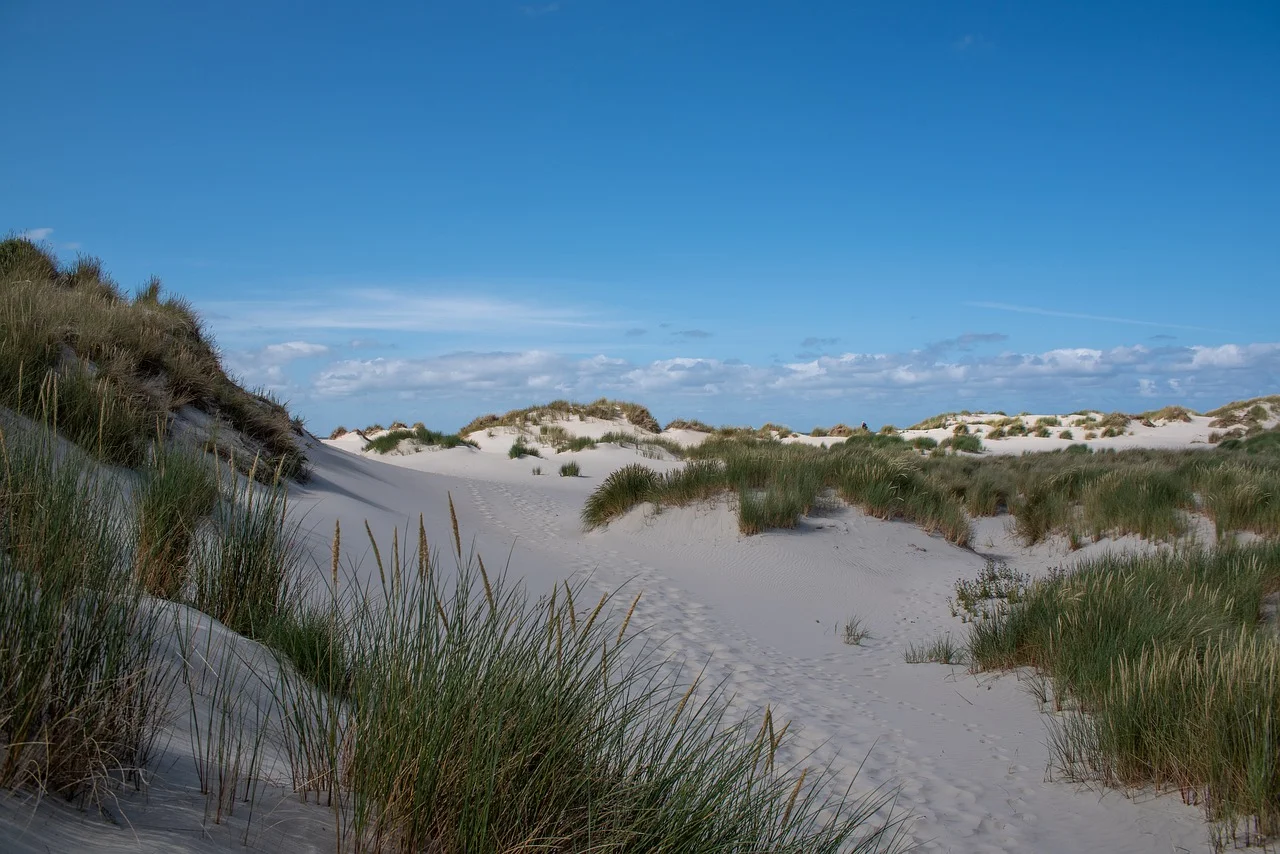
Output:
212 287 1279 430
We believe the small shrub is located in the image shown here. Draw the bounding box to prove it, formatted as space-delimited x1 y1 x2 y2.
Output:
1059 429 1073 440
951 560 1031 620
911 436 938 450
559 461 581 477
810 426 830 437
531 466 542 475
842 614 869 645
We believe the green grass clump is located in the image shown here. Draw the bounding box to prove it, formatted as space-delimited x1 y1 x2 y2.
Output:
904 635 967 665
135 443 220 598
1140 405 1196 423
0 427 166 804
365 424 477 454
508 438 541 459
663 417 714 432
559 461 580 477
1079 467 1189 541
275 520 903 852
583 441 974 544
582 463 663 529
189 464 303 640
556 434 597 452
737 484 807 534
969 543 1280 838
911 436 938 450
598 431 686 459
810 426 830 437
940 434 983 454
908 412 964 431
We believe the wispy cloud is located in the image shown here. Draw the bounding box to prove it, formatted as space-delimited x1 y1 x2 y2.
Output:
953 34 992 52
922 331 1008 355
202 289 612 336
520 2 561 16
625 328 647 337
672 329 713 340
967 301 1224 333
801 336 839 348
17 227 80 251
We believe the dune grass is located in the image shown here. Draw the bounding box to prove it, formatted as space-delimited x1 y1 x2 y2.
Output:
459 398 661 436
559 460 580 477
1 412 906 849
923 444 1280 545
508 437 541 458
582 429 1280 545
969 543 1280 841
583 440 974 544
135 442 221 598
363 424 477 454
0 237 306 478
189 459 305 641
903 635 967 665
273 516 906 852
663 417 714 432
0 426 167 805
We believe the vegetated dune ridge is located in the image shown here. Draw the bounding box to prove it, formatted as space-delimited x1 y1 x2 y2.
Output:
316 401 1280 853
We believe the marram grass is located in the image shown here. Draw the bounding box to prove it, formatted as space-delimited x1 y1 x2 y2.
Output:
274 517 909 852
970 543 1280 841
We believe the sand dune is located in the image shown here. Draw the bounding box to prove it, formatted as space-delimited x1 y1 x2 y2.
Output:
5 404 1263 852
314 415 1217 852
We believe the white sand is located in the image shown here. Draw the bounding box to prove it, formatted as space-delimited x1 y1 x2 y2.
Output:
2 411 1236 852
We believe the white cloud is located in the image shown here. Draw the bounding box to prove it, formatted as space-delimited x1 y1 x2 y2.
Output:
1190 343 1280 369
263 341 330 360
19 228 53 242
224 340 332 391
305 339 1280 412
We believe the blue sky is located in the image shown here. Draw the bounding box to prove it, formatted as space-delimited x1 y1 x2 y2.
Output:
3 1 1277 431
